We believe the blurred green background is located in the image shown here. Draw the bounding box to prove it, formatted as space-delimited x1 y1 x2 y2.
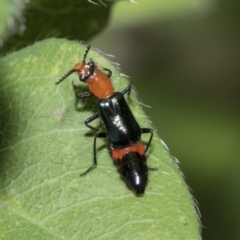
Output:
91 0 240 239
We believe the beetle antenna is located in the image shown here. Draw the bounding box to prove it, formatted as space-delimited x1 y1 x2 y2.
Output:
55 69 76 85
83 45 91 63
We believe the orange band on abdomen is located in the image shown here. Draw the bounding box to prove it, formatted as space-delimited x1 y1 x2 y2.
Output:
111 142 145 160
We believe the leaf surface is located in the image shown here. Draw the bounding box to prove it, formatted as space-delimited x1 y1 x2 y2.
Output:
0 38 200 239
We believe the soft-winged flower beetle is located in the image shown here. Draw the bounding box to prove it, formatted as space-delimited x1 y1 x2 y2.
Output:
56 45 154 195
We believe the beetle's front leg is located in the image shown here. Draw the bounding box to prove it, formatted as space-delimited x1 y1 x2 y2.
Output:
72 81 92 99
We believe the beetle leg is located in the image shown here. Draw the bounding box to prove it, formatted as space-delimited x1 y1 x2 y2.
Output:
122 83 132 95
141 128 153 154
72 81 92 99
84 113 100 131
99 67 112 78
80 132 107 176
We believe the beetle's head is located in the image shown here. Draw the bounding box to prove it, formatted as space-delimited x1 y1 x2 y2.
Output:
55 45 94 85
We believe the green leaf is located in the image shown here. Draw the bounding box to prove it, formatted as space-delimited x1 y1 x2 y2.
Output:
0 0 26 40
0 0 112 55
0 38 201 239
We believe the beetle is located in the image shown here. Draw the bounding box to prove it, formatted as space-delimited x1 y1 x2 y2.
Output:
56 46 154 195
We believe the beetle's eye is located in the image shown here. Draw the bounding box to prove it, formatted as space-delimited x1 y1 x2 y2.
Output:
80 73 87 82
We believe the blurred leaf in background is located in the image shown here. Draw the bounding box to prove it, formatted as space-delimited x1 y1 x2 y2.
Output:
0 0 112 55
91 0 240 239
